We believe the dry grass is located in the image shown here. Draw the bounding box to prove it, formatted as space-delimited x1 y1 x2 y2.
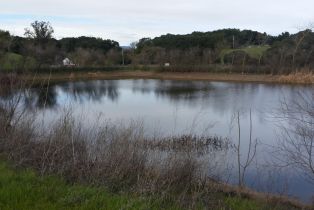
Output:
278 71 314 84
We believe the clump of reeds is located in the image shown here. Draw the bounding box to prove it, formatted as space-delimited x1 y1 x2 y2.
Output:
278 70 314 84
143 135 229 155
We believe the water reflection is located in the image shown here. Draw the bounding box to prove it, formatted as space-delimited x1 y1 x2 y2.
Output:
24 87 58 109
20 80 120 110
58 80 119 102
16 80 312 116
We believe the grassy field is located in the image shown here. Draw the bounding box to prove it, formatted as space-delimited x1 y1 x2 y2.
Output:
220 45 270 64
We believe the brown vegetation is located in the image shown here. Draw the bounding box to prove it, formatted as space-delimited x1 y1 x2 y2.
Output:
278 71 314 84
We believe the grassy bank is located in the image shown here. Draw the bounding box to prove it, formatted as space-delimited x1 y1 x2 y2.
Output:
19 70 314 85
0 161 153 210
0 161 179 210
0 161 309 210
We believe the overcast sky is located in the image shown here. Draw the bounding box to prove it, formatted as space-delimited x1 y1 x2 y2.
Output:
0 0 313 45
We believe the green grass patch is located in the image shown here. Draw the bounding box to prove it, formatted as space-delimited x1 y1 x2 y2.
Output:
220 45 270 64
0 162 180 210
225 196 264 210
223 196 303 210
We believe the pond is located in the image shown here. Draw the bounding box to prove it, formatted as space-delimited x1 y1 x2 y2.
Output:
5 79 314 202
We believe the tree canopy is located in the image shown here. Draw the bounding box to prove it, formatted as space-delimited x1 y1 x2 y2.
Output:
24 21 54 45
59 36 120 53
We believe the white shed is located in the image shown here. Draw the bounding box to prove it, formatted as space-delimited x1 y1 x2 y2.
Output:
63 58 75 66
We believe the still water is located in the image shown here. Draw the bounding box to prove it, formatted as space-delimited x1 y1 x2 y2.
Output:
13 79 314 202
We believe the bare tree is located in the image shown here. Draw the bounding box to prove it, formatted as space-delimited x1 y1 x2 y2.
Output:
292 23 314 69
275 91 314 182
130 41 138 50
292 30 310 68
232 110 258 187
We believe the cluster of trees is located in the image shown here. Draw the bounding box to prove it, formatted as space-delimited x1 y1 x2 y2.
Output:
264 30 314 73
132 28 314 73
136 29 270 51
0 21 122 71
0 21 314 74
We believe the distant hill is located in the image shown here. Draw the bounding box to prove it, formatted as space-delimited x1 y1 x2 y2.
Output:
136 29 276 51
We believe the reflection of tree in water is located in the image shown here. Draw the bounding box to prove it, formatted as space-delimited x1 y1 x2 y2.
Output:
154 80 211 102
3 79 308 118
23 86 58 110
59 80 119 102
131 80 208 107
131 80 255 112
151 80 262 115
131 79 154 95
20 80 120 110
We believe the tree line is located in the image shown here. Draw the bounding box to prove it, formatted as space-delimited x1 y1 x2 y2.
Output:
133 28 314 73
0 21 314 74
0 21 122 71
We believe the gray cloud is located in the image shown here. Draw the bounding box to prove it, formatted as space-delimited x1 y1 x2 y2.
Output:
1 0 313 45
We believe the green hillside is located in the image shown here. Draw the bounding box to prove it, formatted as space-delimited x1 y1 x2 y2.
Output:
220 45 270 64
